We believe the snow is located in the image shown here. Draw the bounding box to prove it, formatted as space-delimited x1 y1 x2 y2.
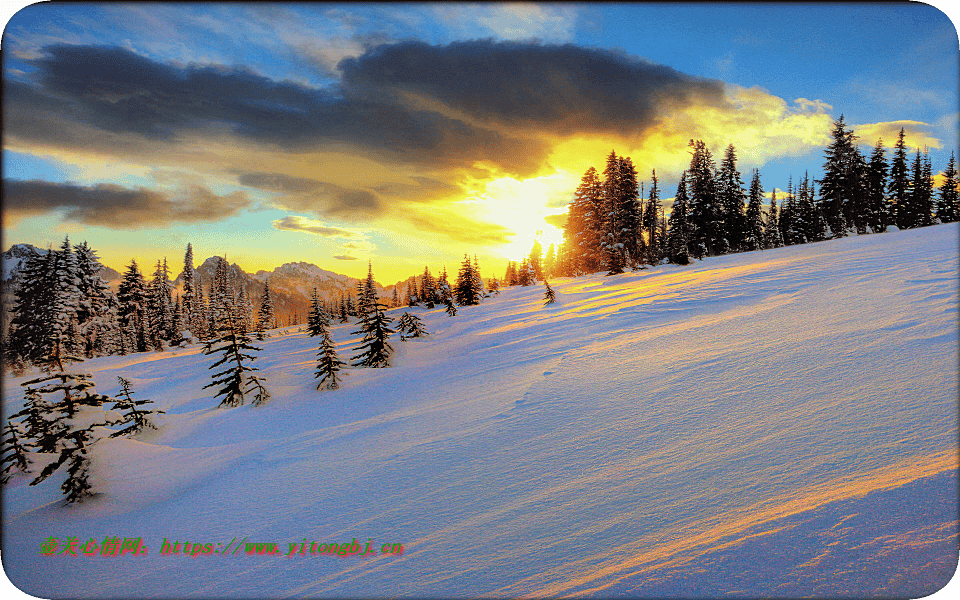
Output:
2 224 958 598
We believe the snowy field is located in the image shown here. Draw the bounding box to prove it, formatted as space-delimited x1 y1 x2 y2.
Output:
2 223 958 598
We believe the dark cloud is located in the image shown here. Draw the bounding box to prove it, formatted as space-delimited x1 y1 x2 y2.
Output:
237 171 381 219
8 44 544 175
3 179 251 227
338 40 728 136
8 41 724 183
333 255 358 260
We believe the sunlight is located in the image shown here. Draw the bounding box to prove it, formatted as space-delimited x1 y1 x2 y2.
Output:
466 171 573 261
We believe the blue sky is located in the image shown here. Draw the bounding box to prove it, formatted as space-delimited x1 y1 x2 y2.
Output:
2 2 958 283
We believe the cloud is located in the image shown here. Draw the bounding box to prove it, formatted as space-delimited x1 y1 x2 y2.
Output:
852 120 942 150
238 172 382 219
271 215 364 238
432 4 580 42
3 179 251 227
333 255 358 260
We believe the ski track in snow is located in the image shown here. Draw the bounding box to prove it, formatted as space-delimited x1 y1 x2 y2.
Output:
2 224 958 598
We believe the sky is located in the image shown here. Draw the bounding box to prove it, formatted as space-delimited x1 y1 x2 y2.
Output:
2 2 958 284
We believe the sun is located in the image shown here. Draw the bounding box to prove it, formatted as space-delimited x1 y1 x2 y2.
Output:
465 171 573 262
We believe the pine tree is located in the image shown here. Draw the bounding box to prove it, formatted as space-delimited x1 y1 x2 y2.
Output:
937 151 959 223
168 296 186 346
686 140 722 258
73 241 119 358
391 286 400 308
665 172 691 265
418 267 436 308
765 189 783 248
117 260 152 353
1 423 30 484
7 246 58 366
256 281 274 340
350 287 395 368
13 366 113 503
743 169 765 252
563 167 604 274
108 377 164 437
443 295 457 316
912 148 934 227
454 254 482 305
717 144 747 253
397 312 428 340
543 280 556 305
202 312 267 408
150 259 173 346
890 128 911 229
643 170 663 265
314 324 345 390
307 288 325 336
866 139 890 232
181 244 199 336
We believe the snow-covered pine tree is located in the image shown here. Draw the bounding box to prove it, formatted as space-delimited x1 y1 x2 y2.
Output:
202 311 268 408
73 241 119 358
665 172 691 265
686 140 721 258
397 312 428 340
742 169 765 252
717 144 747 253
109 377 164 437
543 280 556 305
315 322 345 390
307 288 324 336
181 243 199 335
118 260 151 353
419 267 437 308
488 277 501 295
168 296 186 346
889 128 911 230
350 286 395 368
454 254 482 305
443 295 457 316
256 281 274 340
765 189 783 248
15 367 113 503
0 422 30 484
391 286 400 308
574 166 604 274
937 151 959 223
6 246 57 367
150 259 173 347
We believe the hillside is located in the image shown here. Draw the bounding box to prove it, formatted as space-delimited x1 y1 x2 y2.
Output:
2 224 957 598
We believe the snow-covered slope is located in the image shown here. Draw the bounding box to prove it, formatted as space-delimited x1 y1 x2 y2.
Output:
2 224 957 598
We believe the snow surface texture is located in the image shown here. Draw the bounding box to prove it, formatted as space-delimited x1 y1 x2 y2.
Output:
2 224 958 598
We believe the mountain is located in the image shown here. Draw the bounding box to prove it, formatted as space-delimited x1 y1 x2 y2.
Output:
174 257 394 324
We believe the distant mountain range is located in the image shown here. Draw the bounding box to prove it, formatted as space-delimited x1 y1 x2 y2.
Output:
2 243 400 327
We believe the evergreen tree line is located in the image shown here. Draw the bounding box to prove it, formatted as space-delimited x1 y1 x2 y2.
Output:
5 241 278 370
398 253 492 310
552 119 959 275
